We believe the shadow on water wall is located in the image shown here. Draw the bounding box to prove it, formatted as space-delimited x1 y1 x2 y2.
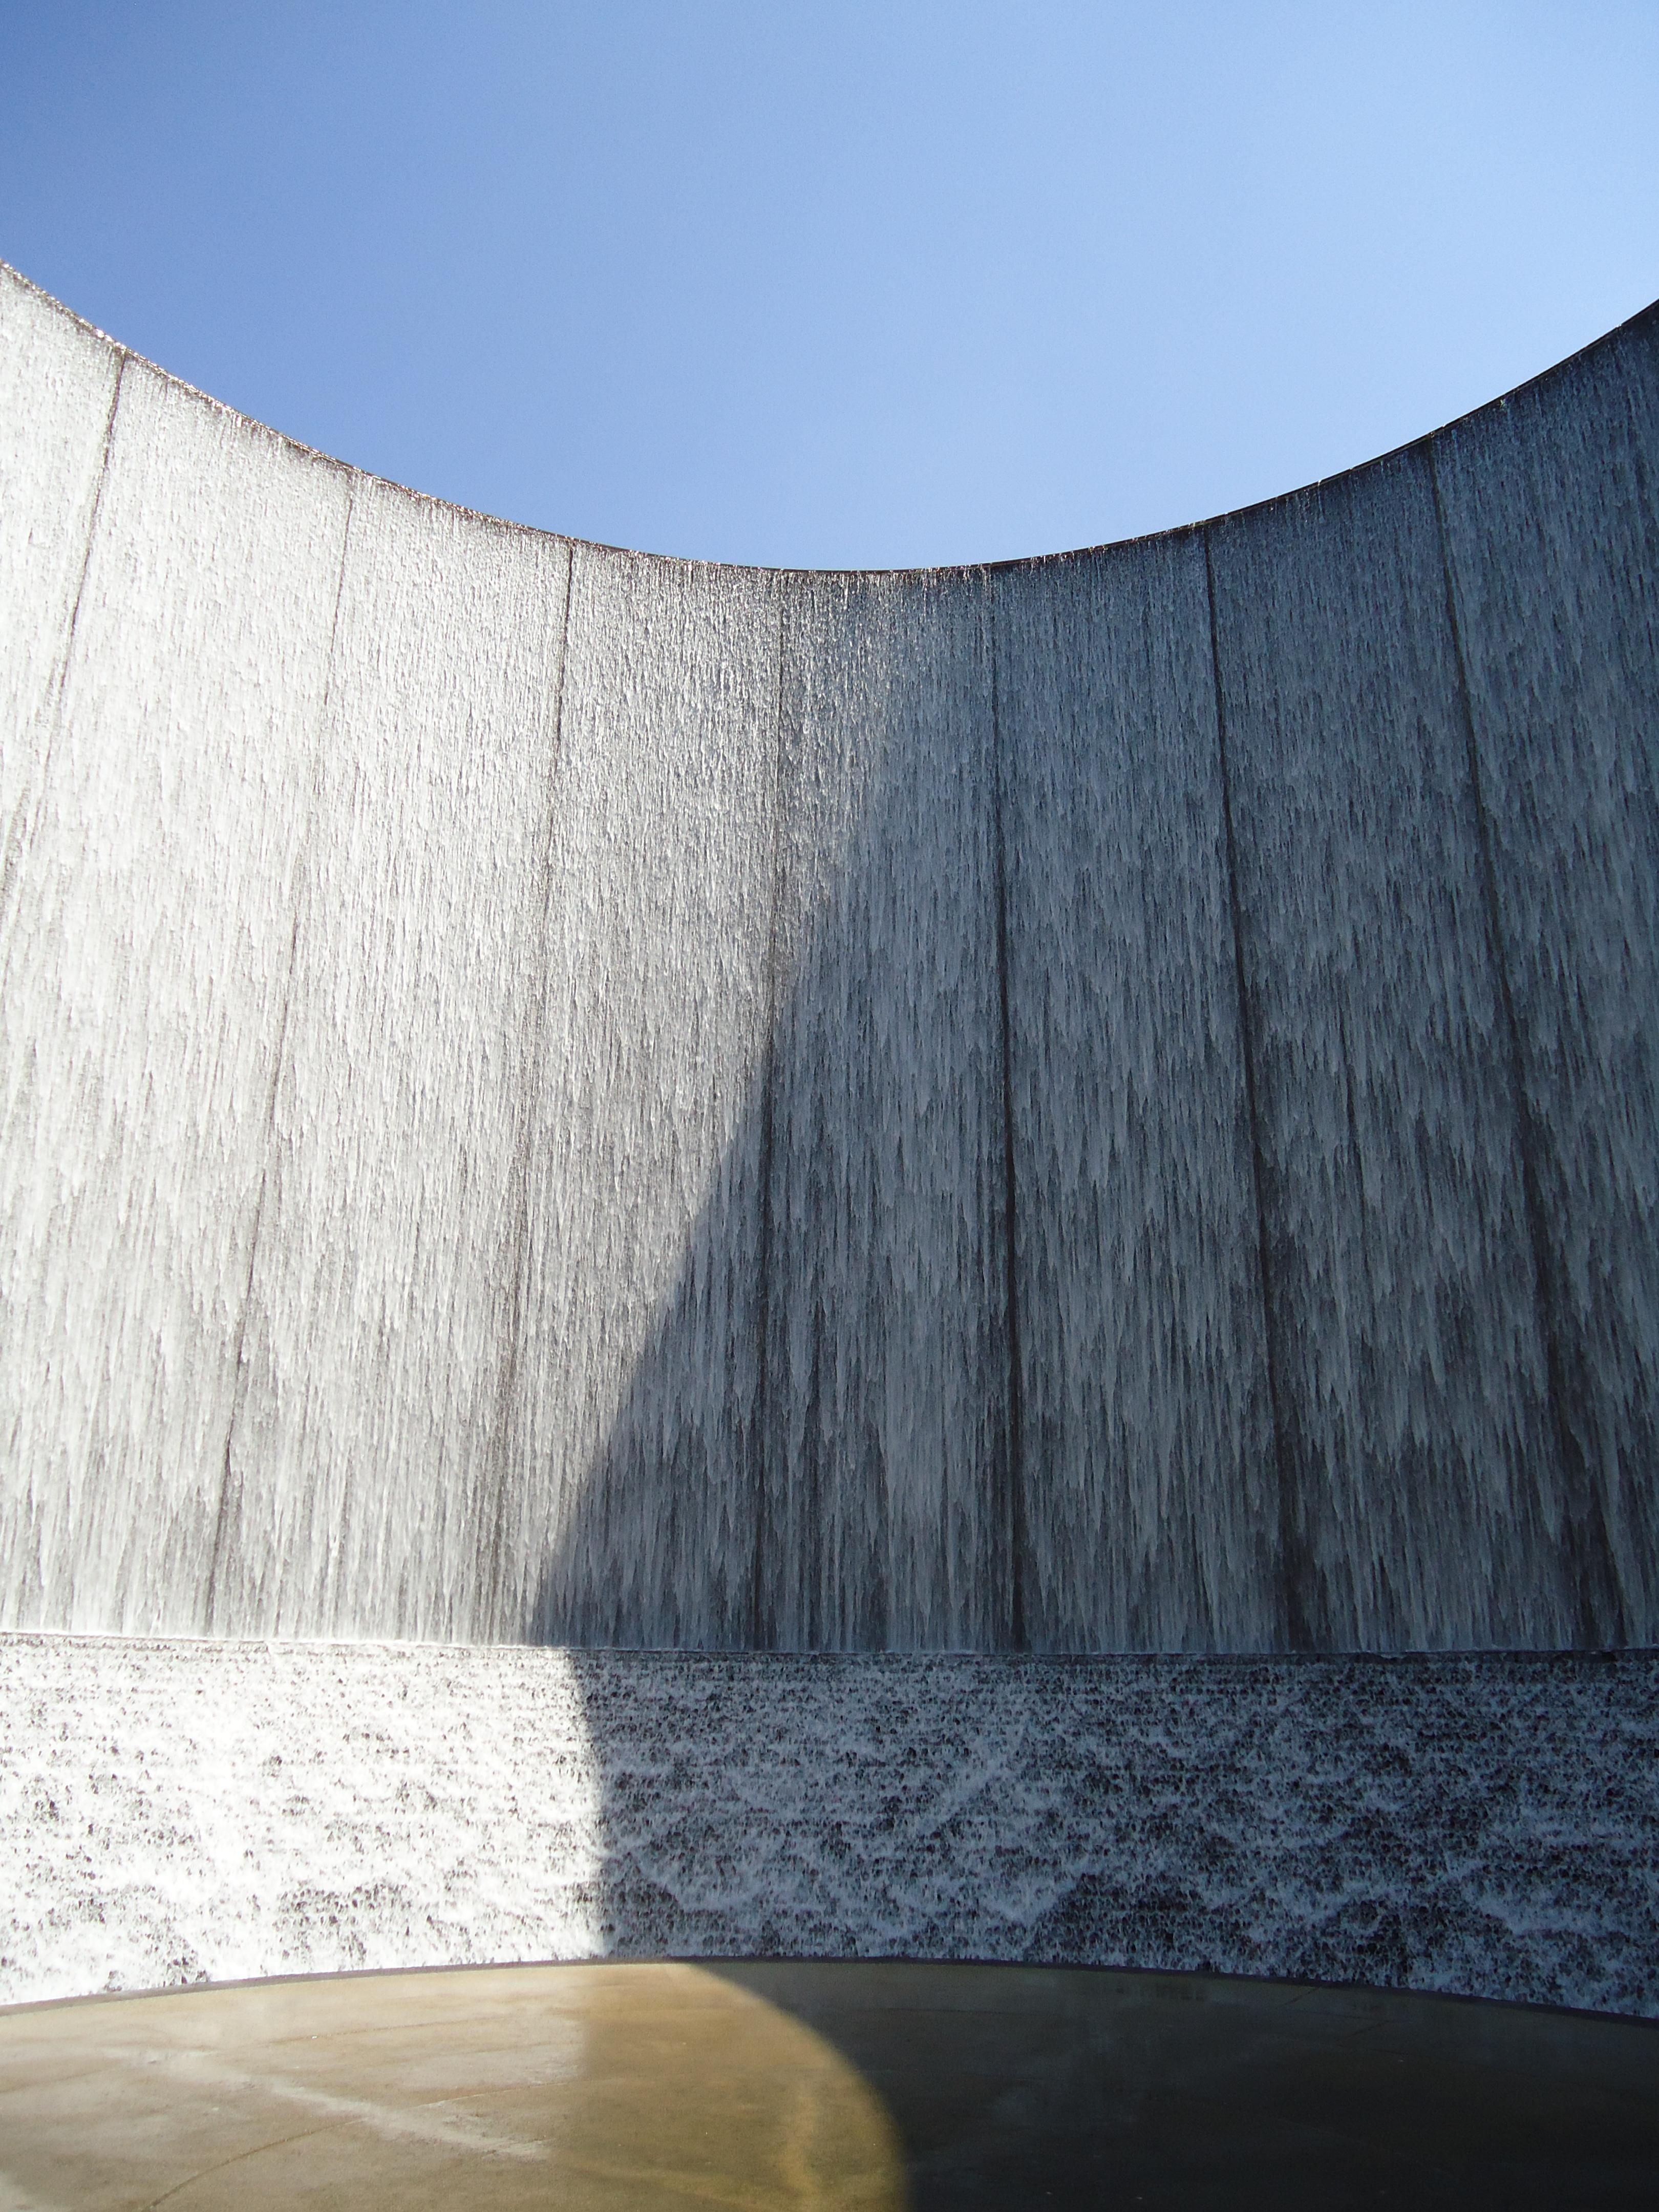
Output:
533 309 1659 1652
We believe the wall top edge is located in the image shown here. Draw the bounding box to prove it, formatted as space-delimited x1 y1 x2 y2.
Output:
7 256 1656 582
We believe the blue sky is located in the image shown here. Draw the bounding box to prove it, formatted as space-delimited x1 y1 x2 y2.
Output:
3 2 1656 568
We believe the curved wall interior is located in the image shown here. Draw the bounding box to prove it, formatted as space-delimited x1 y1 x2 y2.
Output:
4 262 1659 1656
4 265 1659 2024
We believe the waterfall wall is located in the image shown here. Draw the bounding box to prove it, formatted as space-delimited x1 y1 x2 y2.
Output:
4 263 1657 1653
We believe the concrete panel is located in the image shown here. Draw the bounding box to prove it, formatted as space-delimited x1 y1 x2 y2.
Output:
211 484 570 1642
1432 306 1659 1647
1209 450 1570 1651
994 538 1279 1652
761 572 1007 1651
0 360 348 1631
504 548 780 1649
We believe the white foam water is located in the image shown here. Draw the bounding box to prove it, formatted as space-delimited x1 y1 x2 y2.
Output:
4 1635 1655 2015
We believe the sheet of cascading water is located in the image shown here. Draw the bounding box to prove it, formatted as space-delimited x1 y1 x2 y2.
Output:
6 250 1659 1656
1208 450 1574 1652
209 486 569 1642
0 276 120 1625
993 537 1280 1652
0 287 350 1633
499 547 782 1650
0 274 118 914
1433 318 1659 1648
760 571 1009 1652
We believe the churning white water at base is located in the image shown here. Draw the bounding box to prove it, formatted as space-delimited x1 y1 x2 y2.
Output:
0 1637 608 2003
4 1636 1657 2017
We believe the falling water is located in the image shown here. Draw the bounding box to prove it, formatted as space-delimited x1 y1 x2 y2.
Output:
3 262 1656 1652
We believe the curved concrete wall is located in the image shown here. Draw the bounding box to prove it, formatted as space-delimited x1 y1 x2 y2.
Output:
3 262 1657 1653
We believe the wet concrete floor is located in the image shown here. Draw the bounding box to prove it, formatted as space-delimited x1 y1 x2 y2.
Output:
1 1959 1656 2208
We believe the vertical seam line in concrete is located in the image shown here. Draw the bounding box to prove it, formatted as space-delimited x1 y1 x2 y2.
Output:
1336 1000 1374 1288
1204 529 1310 1653
989 585 1028 1654
1612 368 1659 918
749 576 789 1650
486 541 577 1645
206 472 357 1632
0 352 125 991
1427 443 1624 1648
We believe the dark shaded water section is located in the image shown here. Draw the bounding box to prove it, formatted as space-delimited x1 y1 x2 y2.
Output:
528 307 1659 1652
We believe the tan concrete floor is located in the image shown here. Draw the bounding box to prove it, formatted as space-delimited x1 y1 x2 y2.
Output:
1 1960 1656 2209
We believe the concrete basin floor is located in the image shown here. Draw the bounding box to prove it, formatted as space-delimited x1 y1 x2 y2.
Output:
1 1960 1656 2209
